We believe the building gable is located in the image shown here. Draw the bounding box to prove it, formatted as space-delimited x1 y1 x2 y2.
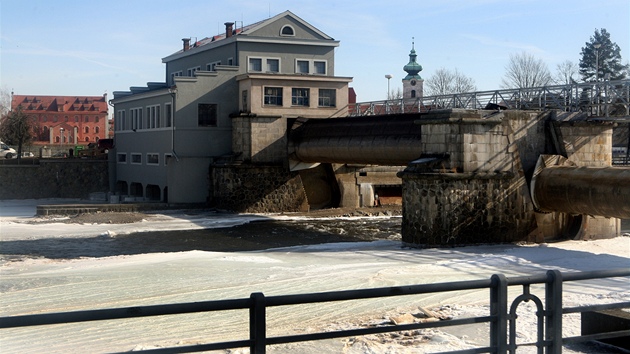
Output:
242 10 334 42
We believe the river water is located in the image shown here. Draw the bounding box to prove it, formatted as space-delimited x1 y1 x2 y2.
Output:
0 217 403 261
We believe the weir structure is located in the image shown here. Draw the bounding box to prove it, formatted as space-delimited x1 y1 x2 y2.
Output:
288 107 629 245
215 79 629 245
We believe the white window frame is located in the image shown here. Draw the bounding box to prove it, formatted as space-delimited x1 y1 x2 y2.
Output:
165 103 172 127
117 153 127 164
187 66 201 77
116 110 126 131
171 71 182 85
266 58 280 73
296 59 309 74
130 153 142 165
280 25 295 36
146 153 159 165
248 57 262 72
146 104 161 129
295 59 328 75
318 88 336 107
227 57 234 66
130 107 142 130
206 61 221 71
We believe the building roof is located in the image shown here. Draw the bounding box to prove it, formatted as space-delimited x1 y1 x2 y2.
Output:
162 10 337 63
11 94 109 114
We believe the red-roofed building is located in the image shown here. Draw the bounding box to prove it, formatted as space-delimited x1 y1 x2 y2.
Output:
11 94 110 146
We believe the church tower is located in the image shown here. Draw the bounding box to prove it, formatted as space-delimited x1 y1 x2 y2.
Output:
402 40 423 99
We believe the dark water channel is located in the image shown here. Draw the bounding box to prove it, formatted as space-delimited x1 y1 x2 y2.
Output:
0 218 402 261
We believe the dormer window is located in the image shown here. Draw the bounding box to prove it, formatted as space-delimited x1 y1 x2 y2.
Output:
280 25 295 36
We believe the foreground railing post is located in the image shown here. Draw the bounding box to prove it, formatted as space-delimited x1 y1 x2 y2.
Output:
545 270 563 354
490 274 508 353
250 292 266 354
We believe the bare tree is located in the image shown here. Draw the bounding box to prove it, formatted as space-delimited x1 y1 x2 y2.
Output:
554 60 579 85
425 68 477 96
0 106 34 162
501 52 552 89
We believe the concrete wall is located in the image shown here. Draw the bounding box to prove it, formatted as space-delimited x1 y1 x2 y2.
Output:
399 109 619 246
0 160 109 200
210 165 308 213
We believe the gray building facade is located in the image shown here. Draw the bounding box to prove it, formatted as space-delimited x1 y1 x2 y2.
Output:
112 11 352 203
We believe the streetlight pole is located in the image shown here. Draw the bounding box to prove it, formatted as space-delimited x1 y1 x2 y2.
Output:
385 74 392 100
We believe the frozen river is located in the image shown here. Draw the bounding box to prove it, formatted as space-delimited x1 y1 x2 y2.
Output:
0 199 629 353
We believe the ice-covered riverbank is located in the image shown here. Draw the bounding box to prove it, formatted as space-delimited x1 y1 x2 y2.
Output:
1 199 629 353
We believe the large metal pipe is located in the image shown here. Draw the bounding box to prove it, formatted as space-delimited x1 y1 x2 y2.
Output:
289 115 423 166
532 166 630 219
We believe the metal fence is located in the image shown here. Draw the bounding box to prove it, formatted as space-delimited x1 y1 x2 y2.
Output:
1 268 628 353
349 79 630 118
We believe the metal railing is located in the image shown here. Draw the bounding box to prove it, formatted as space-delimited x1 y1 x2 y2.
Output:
349 79 630 117
1 268 628 353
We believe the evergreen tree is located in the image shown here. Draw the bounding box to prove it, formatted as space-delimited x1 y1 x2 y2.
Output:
579 28 628 82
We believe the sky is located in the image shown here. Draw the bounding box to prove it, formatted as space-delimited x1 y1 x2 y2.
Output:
1 0 629 108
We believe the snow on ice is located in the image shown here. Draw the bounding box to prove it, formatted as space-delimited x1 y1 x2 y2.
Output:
0 199 629 353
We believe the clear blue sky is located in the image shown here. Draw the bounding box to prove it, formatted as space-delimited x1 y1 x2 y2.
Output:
2 0 628 105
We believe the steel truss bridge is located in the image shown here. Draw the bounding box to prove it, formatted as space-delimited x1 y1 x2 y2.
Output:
349 79 630 117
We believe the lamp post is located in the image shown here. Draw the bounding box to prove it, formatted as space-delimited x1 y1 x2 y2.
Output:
385 74 393 100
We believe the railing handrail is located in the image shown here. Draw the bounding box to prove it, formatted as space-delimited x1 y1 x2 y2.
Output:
1 268 629 354
350 79 630 117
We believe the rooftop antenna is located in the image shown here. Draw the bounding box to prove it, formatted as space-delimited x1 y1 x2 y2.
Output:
269 3 271 18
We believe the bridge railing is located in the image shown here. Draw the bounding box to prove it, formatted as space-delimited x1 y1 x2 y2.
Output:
349 79 630 117
1 268 629 353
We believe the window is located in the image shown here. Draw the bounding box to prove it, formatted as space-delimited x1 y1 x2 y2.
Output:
85 116 89 122
147 153 159 165
227 57 234 66
95 126 100 134
266 59 279 73
198 103 217 127
131 153 142 164
117 110 126 131
242 90 248 111
187 66 201 77
249 58 262 72
206 61 221 71
296 60 309 74
43 115 47 122
280 25 295 36
292 88 310 106
314 61 326 75
117 153 127 163
95 116 99 123
165 103 172 127
164 153 172 165
264 87 283 106
74 115 79 122
171 71 182 85
411 90 416 98
147 105 160 129
131 107 142 130
53 115 58 122
318 89 336 107
65 115 69 122
84 127 89 133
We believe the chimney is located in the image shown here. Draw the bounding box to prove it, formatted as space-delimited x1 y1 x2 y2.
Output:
182 38 190 51
225 22 234 38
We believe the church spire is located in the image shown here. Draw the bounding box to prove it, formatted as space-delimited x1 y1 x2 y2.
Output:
403 38 422 80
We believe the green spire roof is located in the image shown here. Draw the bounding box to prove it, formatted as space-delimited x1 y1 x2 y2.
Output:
403 40 422 80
